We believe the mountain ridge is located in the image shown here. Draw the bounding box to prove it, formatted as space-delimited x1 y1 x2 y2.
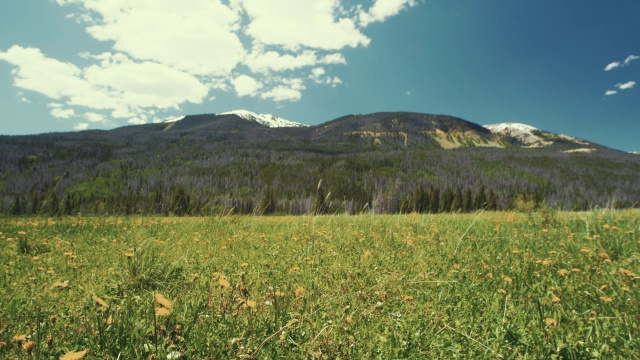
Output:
151 111 604 152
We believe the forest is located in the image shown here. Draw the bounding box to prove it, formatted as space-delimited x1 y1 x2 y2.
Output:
1 112 638 216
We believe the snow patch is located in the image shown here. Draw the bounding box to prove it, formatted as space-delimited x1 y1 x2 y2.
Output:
162 115 185 123
218 110 306 128
484 122 552 148
562 148 597 154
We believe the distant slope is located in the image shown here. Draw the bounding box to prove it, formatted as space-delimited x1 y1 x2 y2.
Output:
1 110 637 216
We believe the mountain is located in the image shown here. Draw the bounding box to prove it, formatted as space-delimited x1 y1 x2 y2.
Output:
1 111 638 216
484 122 594 151
217 110 306 128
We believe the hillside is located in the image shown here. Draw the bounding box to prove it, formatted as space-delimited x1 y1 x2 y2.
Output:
0 111 637 216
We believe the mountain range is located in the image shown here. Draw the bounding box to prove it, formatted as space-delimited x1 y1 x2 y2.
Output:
1 110 638 216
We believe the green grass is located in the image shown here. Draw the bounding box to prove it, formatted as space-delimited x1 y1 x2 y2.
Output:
0 210 638 359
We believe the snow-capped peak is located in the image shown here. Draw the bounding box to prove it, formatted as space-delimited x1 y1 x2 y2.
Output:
484 122 552 148
484 122 538 133
218 110 306 128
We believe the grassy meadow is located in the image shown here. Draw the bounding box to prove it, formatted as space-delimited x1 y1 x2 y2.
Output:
0 210 639 359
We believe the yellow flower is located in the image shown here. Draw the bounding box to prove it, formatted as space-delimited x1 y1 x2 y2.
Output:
545 318 558 327
95 297 108 308
60 351 87 360
155 307 171 317
295 286 305 298
218 277 231 288
154 293 172 309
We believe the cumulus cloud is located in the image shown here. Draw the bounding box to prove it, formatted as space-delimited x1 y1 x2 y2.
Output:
605 90 618 96
359 0 418 27
73 122 89 130
1 0 421 127
260 86 303 102
625 55 639 65
616 81 636 90
0 46 209 124
604 62 621 71
604 54 639 71
232 75 263 97
50 106 76 119
240 0 370 50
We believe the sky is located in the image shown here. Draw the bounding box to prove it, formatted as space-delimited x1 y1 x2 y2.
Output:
0 0 638 152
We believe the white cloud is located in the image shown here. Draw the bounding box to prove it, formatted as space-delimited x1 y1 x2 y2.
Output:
359 0 417 27
1 0 422 127
232 75 263 97
239 0 370 51
604 54 639 71
605 90 618 96
624 55 639 65
50 107 76 119
604 62 621 71
260 86 303 102
616 81 636 90
128 117 148 125
0 46 209 121
83 112 106 122
245 49 320 74
58 0 245 76
73 122 89 130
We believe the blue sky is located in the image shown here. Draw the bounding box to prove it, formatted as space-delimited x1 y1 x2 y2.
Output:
1 0 638 152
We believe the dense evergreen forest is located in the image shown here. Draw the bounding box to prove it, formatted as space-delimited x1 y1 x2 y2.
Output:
1 112 638 216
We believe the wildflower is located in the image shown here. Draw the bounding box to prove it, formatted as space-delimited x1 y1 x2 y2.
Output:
95 297 108 308
59 350 87 360
486 272 494 279
275 290 285 297
344 316 353 325
545 318 558 327
246 301 257 308
552 296 561 303
23 341 36 352
403 295 414 301
502 275 513 284
155 308 171 317
241 262 248 267
218 277 231 288
154 294 173 309
295 286 305 298
557 269 569 276
14 335 26 344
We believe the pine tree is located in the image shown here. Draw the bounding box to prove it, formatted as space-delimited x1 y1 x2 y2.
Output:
462 188 472 212
475 184 487 210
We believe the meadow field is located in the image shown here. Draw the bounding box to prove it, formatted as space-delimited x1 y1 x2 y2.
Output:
0 210 638 359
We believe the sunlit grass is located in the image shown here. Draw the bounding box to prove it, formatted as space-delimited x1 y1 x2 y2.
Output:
0 210 638 358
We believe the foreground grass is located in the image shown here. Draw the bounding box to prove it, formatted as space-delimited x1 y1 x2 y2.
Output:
0 210 638 359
